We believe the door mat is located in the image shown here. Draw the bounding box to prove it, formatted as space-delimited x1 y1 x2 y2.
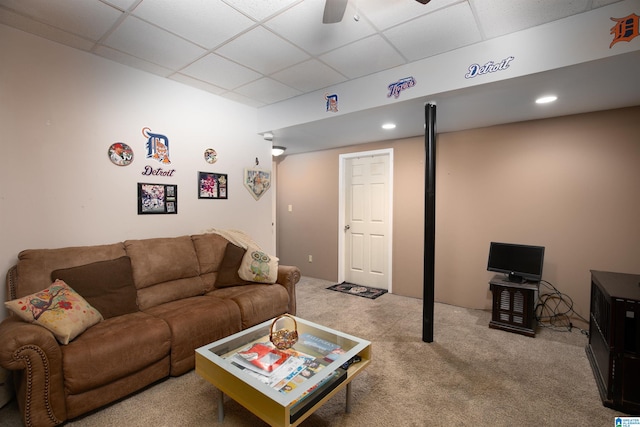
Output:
327 282 388 300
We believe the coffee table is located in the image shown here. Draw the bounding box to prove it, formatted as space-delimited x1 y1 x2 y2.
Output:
195 315 371 426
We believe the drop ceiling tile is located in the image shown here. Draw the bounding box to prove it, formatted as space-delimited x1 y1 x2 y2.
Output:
265 0 376 55
224 0 300 22
271 59 348 92
0 0 122 41
170 73 227 95
471 0 591 39
219 91 266 108
103 16 206 70
320 35 406 79
384 2 481 62
181 53 262 90
94 45 174 77
234 77 301 105
131 0 255 49
103 0 139 11
592 0 624 5
216 26 309 75
357 0 459 31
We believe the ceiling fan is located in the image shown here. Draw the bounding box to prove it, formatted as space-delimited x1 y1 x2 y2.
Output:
322 0 431 24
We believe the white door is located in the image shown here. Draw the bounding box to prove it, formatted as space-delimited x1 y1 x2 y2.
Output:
340 150 392 290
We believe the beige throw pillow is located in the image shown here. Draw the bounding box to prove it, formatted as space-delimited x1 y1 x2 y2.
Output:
5 279 103 345
238 245 278 284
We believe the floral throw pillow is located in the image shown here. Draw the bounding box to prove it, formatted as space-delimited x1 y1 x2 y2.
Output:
238 245 279 284
5 279 103 345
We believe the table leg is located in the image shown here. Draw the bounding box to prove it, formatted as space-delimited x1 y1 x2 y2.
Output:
218 390 225 422
345 382 352 413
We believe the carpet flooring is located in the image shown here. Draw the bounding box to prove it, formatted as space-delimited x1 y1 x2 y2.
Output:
0 276 624 426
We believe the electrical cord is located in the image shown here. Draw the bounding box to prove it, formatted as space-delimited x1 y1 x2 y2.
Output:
534 279 589 336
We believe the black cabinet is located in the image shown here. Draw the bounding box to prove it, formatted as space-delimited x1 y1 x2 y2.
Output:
586 270 640 414
488 275 538 337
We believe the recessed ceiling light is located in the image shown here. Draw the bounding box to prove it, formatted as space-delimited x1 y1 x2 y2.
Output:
535 95 557 104
382 123 396 130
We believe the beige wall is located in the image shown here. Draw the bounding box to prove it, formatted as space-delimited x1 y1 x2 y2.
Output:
276 106 640 324
275 138 425 298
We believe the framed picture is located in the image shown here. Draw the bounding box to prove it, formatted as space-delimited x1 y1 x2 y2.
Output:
243 168 271 201
198 172 228 199
138 183 177 214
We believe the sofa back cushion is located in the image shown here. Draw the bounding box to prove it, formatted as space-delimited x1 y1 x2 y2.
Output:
124 236 205 310
191 233 230 291
51 256 138 319
14 243 127 299
215 243 249 288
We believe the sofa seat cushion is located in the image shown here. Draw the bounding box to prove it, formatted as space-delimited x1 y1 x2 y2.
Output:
208 284 290 329
61 311 171 395
144 296 243 376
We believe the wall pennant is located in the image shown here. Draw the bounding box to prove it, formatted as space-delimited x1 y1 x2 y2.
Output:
243 168 271 201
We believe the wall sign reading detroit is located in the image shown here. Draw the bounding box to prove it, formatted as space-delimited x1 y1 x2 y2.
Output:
141 165 176 177
465 56 515 79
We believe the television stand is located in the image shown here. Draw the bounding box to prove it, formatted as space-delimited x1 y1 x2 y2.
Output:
586 270 640 414
488 275 539 337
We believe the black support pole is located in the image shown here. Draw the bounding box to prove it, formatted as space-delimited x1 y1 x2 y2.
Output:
423 103 436 343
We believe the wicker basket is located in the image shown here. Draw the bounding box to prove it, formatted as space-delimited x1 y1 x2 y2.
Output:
269 314 298 350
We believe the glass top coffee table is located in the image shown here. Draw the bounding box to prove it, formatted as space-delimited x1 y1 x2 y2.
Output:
195 315 371 426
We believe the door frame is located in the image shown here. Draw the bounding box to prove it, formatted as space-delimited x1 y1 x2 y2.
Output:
338 148 394 292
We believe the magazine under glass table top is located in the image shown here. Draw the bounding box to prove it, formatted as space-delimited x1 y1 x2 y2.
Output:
195 315 371 427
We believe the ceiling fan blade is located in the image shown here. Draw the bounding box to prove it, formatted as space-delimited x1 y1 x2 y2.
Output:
323 0 348 24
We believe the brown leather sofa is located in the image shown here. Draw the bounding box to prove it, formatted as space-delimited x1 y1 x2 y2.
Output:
0 233 301 427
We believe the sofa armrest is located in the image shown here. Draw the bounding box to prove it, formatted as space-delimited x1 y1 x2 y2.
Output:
0 316 67 426
276 265 301 316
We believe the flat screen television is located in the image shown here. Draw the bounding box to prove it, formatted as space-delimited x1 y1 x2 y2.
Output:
487 242 545 283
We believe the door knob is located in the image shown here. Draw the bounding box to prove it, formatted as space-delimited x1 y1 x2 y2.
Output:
344 225 351 231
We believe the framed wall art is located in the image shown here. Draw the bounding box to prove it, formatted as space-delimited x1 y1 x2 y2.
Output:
198 172 227 199
137 183 177 214
243 168 271 201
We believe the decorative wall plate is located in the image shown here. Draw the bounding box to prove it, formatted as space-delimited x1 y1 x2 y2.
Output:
108 142 133 166
204 148 217 164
